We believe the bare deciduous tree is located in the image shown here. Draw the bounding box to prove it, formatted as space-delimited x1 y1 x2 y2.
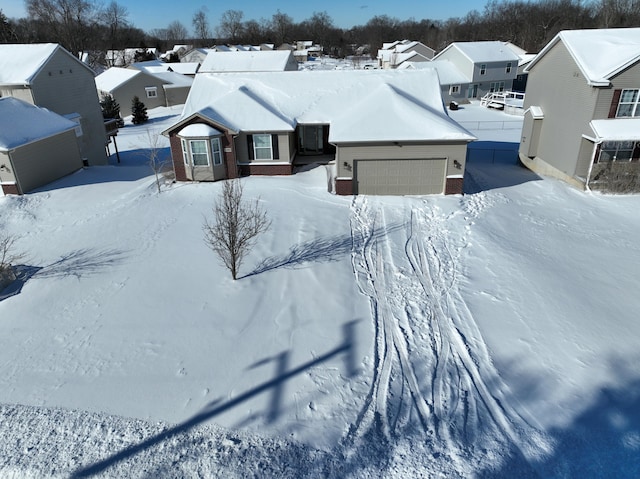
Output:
0 233 24 289
203 179 270 280
218 9 244 42
192 8 210 46
141 129 169 194
166 20 188 43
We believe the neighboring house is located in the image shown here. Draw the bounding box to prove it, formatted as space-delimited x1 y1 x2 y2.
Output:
397 60 470 104
181 47 213 64
502 41 536 92
105 48 158 67
199 50 299 73
519 27 640 193
378 40 435 69
95 67 192 116
130 60 200 77
0 43 107 166
162 70 475 196
0 98 83 195
433 41 520 99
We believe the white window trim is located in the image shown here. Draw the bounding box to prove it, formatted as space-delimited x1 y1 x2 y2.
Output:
449 85 460 95
145 86 158 99
181 136 224 167
189 139 210 166
616 89 640 118
480 64 486 75
253 134 273 160
506 62 512 73
211 137 223 166
181 139 189 165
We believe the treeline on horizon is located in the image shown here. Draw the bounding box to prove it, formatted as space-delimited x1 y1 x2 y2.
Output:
1 0 639 59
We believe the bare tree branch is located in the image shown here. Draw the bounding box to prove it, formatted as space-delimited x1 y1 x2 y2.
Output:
203 179 271 280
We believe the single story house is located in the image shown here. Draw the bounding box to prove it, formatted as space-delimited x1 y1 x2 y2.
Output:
95 67 192 116
162 69 475 195
0 97 83 195
520 27 640 193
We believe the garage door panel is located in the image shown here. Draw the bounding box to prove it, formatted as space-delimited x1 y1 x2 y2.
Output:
355 158 446 195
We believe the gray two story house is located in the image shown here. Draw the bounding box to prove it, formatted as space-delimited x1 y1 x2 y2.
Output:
433 41 521 100
519 28 640 192
0 43 107 167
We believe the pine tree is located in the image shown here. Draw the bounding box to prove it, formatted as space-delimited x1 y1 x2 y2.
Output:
100 94 121 120
131 96 148 125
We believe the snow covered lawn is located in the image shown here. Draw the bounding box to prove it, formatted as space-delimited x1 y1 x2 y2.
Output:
1 105 639 478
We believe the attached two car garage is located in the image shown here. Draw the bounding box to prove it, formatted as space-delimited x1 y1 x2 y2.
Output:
354 158 448 195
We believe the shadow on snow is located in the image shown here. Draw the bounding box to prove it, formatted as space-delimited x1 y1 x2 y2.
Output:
0 248 130 301
243 221 406 279
70 321 361 478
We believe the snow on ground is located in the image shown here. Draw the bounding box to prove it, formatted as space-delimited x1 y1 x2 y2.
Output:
1 104 639 478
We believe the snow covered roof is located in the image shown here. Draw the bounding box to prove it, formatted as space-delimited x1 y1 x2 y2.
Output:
435 41 521 64
199 51 296 72
130 60 170 74
589 118 640 141
169 70 475 143
178 124 223 137
153 71 193 88
0 97 77 151
0 43 64 85
169 63 200 75
527 28 640 86
397 60 470 85
95 67 142 92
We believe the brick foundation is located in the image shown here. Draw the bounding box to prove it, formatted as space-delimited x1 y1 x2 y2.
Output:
169 135 187 181
445 177 464 195
1 183 20 195
335 178 353 195
239 164 293 176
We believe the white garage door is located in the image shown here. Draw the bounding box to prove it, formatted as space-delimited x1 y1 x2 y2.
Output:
355 158 447 195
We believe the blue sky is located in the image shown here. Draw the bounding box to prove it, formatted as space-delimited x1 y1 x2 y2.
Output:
1 0 482 34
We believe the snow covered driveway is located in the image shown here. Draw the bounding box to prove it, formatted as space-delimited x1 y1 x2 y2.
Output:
347 194 552 475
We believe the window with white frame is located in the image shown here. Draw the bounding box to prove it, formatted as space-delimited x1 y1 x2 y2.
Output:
253 134 273 160
189 140 209 166
449 85 460 94
506 62 512 73
598 141 635 162
490 81 505 93
145 86 158 99
480 64 486 75
211 137 222 165
616 89 640 117
181 139 189 165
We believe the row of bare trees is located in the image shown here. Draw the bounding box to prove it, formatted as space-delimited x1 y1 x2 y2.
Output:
2 0 639 57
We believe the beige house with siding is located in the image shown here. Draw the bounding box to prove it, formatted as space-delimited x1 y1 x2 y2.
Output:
162 70 475 196
0 43 107 167
519 28 640 192
0 98 83 195
95 67 192 117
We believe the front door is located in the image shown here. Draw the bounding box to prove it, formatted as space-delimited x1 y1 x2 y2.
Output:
468 84 478 99
298 125 324 155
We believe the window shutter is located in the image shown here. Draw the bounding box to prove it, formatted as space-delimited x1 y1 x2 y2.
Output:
247 135 254 160
271 134 279 159
609 89 622 118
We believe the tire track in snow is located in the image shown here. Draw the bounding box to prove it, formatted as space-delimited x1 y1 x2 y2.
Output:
347 193 551 472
